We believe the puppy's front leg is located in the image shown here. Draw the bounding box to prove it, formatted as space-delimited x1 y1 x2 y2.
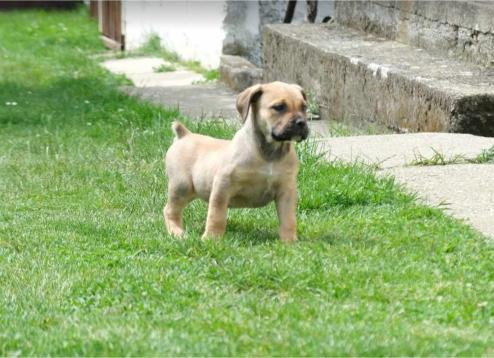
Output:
275 181 298 242
203 175 231 240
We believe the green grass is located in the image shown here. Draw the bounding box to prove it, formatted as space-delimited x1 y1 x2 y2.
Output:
410 146 494 166
153 63 177 73
306 89 321 120
475 145 494 163
1 8 494 357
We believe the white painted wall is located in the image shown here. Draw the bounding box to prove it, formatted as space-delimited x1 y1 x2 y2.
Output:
121 0 334 69
122 1 227 69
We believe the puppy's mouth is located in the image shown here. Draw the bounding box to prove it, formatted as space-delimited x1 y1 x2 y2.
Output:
272 126 309 143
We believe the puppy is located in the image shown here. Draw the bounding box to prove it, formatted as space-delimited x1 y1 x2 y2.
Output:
164 81 309 241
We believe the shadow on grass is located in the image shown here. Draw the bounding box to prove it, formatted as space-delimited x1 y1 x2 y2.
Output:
226 216 344 246
226 220 279 245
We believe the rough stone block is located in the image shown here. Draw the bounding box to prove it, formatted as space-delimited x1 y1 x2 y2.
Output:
334 1 494 68
263 23 494 135
219 55 263 92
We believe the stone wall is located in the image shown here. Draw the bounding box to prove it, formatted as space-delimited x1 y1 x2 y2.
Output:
335 1 494 68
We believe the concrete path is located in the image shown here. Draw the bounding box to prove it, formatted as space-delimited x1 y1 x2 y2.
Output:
315 133 494 168
384 164 494 238
102 56 238 119
123 85 239 120
101 56 494 239
102 57 203 87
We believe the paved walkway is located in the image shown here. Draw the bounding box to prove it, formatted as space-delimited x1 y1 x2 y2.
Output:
124 85 238 120
314 133 494 168
102 56 494 239
102 57 204 87
385 164 494 238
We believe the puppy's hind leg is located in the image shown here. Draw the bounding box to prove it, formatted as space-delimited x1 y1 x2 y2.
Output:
164 182 193 237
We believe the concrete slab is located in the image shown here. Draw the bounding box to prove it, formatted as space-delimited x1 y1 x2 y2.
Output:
102 57 167 75
128 71 204 87
219 55 263 92
122 84 239 120
314 133 494 168
101 57 203 87
307 120 332 138
382 164 494 238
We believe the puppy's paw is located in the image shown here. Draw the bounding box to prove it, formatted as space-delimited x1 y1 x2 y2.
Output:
280 234 297 243
167 226 185 238
201 232 221 241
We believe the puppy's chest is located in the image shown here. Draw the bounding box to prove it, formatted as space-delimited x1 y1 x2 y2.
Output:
229 164 282 208
243 163 280 187
258 163 277 185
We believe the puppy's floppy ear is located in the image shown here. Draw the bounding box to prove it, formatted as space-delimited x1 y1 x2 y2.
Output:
292 84 307 101
236 84 263 123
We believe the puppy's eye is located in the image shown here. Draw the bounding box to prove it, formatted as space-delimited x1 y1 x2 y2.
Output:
272 103 287 112
301 104 307 113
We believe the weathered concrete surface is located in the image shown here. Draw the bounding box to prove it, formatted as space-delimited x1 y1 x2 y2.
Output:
382 164 494 238
263 23 494 135
315 132 494 168
101 57 203 87
123 84 239 120
315 132 494 238
219 55 263 92
334 1 494 67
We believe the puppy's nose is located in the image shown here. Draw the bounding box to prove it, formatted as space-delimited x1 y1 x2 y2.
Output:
295 117 307 127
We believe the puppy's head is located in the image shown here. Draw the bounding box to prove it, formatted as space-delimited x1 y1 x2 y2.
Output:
236 81 309 143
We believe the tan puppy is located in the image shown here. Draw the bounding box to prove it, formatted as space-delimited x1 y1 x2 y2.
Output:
164 81 309 241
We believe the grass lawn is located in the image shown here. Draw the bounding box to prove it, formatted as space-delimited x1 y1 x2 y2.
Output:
1 8 494 357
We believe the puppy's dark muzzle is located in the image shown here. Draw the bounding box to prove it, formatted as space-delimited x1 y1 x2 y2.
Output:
272 117 309 142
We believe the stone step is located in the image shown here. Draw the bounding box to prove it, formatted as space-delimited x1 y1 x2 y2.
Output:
219 55 263 92
334 0 494 68
263 23 494 136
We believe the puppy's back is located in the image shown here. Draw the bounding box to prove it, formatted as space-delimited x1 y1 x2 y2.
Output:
165 121 231 181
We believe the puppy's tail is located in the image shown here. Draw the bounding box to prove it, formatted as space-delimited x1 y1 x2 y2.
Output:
171 121 191 140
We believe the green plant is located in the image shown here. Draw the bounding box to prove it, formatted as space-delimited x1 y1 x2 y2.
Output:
410 148 465 166
135 34 217 82
473 145 494 163
306 89 320 120
153 63 177 73
203 68 219 82
139 33 164 55
410 146 494 166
